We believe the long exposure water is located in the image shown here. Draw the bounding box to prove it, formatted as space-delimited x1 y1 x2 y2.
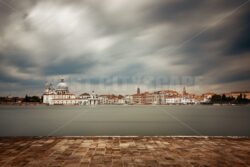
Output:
0 105 250 136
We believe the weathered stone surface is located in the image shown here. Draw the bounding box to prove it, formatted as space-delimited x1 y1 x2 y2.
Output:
0 137 249 166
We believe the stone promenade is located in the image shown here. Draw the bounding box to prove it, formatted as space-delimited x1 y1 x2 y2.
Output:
0 137 249 167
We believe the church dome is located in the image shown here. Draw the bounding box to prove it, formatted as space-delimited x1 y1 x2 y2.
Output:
57 79 68 91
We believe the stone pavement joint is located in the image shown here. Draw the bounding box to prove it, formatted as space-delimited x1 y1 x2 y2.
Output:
0 137 249 167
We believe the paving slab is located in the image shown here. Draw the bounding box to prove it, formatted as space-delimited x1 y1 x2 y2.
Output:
0 137 249 166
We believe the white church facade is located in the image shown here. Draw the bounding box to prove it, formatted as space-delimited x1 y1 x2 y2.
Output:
43 79 99 105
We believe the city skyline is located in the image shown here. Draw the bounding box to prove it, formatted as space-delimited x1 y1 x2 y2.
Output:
2 77 249 105
0 0 250 96
2 77 250 99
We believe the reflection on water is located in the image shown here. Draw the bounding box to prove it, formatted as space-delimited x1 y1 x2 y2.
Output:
0 105 250 136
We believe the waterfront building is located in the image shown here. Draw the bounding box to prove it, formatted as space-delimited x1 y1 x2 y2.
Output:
132 88 141 104
181 87 197 104
100 95 117 104
79 93 90 99
158 90 179 104
201 92 215 103
124 95 133 104
99 94 125 105
99 95 109 104
89 91 99 105
132 89 185 105
144 92 155 104
180 96 193 104
117 95 125 104
78 93 90 105
108 95 119 104
163 88 198 104
132 93 143 104
43 83 56 105
43 79 78 105
152 92 161 104
165 96 181 104
43 79 100 105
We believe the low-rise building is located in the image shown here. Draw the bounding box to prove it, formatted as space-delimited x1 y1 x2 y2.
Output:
159 90 179 104
78 93 91 105
124 95 133 104
99 94 125 105
201 92 215 103
144 92 154 104
165 96 181 104
132 93 143 104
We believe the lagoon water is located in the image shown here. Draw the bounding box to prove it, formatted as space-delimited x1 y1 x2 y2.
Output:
0 105 250 136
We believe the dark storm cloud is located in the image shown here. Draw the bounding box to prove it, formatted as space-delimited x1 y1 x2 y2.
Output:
165 1 250 80
212 69 250 84
0 0 37 30
0 0 250 95
0 3 11 33
113 63 146 76
43 57 95 75
0 49 38 85
0 71 19 83
145 0 204 24
226 8 250 55
1 50 36 69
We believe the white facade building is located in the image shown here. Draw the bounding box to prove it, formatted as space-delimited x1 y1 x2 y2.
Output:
117 98 125 104
165 97 181 104
89 91 99 105
77 91 99 105
43 79 100 105
78 93 90 105
43 79 78 105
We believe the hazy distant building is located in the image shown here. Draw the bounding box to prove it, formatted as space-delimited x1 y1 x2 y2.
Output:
144 92 155 104
159 90 179 104
99 95 109 104
89 91 99 105
43 79 100 105
78 93 90 105
183 86 187 95
181 87 196 104
43 79 77 105
201 92 215 103
117 95 125 104
165 96 181 104
132 93 143 104
137 87 140 94
43 80 207 105
124 95 133 104
99 94 125 105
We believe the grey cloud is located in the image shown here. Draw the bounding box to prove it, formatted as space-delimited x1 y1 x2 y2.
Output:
211 69 250 84
145 0 204 24
42 57 95 75
226 8 250 55
0 71 19 83
0 0 249 95
1 50 36 69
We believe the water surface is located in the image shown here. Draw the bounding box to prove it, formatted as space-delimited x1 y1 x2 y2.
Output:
0 105 249 136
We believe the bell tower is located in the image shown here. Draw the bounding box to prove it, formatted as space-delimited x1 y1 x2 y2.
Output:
183 86 187 95
137 87 140 94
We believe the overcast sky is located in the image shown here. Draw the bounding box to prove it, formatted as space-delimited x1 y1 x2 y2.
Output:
0 0 250 96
